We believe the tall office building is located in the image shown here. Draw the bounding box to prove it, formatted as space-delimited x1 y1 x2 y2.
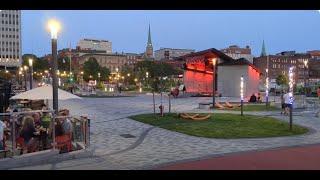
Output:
0 10 22 68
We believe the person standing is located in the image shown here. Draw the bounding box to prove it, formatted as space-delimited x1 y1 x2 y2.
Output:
316 87 320 117
283 91 293 116
280 91 286 115
0 120 6 150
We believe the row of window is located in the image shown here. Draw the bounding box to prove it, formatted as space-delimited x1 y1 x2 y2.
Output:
1 27 19 32
1 13 19 18
0 55 20 59
1 48 20 52
1 20 19 25
1 41 19 45
1 34 20 38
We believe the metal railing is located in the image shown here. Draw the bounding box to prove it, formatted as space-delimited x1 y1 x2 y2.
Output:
0 110 90 158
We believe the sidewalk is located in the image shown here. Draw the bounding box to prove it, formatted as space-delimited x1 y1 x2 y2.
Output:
156 144 320 170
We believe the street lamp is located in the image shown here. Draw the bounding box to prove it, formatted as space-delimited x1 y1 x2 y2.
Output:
240 76 244 116
303 59 308 104
265 68 269 108
212 58 217 109
23 65 28 91
48 18 61 114
29 58 33 89
288 66 294 131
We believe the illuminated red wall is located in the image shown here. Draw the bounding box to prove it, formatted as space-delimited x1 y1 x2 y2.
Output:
184 70 213 93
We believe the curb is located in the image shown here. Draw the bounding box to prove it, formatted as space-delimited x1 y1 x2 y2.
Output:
0 148 94 170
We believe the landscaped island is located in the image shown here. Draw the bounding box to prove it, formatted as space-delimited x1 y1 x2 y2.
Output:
130 113 308 139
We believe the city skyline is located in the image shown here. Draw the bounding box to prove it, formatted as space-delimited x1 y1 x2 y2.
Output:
22 10 320 57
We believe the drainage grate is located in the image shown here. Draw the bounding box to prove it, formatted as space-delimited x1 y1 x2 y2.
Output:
120 134 136 138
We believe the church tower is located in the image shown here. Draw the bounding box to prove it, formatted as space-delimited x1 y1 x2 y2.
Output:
145 24 154 59
260 40 267 57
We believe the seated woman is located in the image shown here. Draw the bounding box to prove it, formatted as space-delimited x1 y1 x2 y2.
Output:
32 112 43 128
19 116 38 153
249 94 257 103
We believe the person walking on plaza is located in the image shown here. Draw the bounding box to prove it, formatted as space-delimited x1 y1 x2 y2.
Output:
316 86 320 117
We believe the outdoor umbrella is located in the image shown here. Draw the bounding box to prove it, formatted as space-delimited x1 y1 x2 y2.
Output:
10 84 81 100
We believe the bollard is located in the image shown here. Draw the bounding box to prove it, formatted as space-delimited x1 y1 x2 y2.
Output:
159 105 164 117
87 118 91 148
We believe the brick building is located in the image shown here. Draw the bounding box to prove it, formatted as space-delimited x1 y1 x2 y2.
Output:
220 45 253 63
253 51 311 84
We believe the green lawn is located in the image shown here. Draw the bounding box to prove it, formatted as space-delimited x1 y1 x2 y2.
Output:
224 104 280 111
130 113 308 139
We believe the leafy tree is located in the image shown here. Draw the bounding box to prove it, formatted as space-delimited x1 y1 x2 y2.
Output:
22 54 49 73
82 57 110 82
276 74 288 93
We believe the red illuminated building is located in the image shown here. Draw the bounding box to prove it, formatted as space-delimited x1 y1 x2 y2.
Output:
174 48 261 97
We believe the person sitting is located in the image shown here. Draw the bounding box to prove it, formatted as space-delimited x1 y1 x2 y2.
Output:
58 110 72 136
0 120 6 150
257 93 262 103
19 116 38 153
249 94 257 103
32 112 43 128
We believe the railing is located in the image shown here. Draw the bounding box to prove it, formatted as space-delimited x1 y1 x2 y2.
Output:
0 110 90 159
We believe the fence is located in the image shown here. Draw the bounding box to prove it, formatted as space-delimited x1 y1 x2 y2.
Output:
0 110 90 159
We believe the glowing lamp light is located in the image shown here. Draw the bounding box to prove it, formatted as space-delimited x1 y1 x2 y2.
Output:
240 76 244 101
29 58 33 67
127 73 130 77
303 59 308 67
212 58 217 66
47 19 61 39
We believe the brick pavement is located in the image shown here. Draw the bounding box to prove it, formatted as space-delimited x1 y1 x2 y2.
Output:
11 95 320 170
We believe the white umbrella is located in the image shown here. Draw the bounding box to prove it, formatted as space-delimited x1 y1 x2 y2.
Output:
10 84 81 100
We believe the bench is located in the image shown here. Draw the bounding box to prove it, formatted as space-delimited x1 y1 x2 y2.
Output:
199 102 211 109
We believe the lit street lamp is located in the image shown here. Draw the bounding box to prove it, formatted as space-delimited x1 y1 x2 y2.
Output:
212 58 217 109
23 65 28 91
48 19 61 114
29 58 33 89
240 75 244 116
288 66 294 131
265 68 269 108
303 59 308 105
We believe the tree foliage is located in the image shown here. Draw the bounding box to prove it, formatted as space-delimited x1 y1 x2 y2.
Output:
83 57 110 82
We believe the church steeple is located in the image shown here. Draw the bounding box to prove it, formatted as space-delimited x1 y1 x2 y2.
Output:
147 24 152 46
260 40 267 57
145 24 153 59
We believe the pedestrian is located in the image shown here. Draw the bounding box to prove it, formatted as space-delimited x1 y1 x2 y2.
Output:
283 91 293 116
316 86 320 117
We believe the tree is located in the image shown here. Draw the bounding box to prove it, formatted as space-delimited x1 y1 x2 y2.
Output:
22 54 50 73
276 74 288 93
83 57 110 82
83 57 100 82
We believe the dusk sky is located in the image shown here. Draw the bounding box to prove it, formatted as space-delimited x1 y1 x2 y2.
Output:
22 10 320 57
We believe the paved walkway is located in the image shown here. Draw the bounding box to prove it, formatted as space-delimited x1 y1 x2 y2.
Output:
10 95 320 170
156 144 320 170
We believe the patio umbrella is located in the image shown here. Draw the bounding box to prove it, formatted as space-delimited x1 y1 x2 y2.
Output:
10 84 81 100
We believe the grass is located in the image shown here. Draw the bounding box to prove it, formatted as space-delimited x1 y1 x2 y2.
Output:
130 113 308 139
224 104 280 111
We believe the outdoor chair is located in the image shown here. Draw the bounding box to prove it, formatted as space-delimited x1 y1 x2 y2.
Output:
224 101 234 108
214 102 225 109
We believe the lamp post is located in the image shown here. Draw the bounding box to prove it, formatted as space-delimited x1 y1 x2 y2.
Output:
98 72 101 83
48 19 61 114
29 58 33 89
265 68 269 108
240 75 244 116
212 58 217 109
303 59 308 106
23 65 28 91
288 66 294 131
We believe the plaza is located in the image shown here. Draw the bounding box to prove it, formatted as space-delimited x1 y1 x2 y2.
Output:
8 94 320 170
